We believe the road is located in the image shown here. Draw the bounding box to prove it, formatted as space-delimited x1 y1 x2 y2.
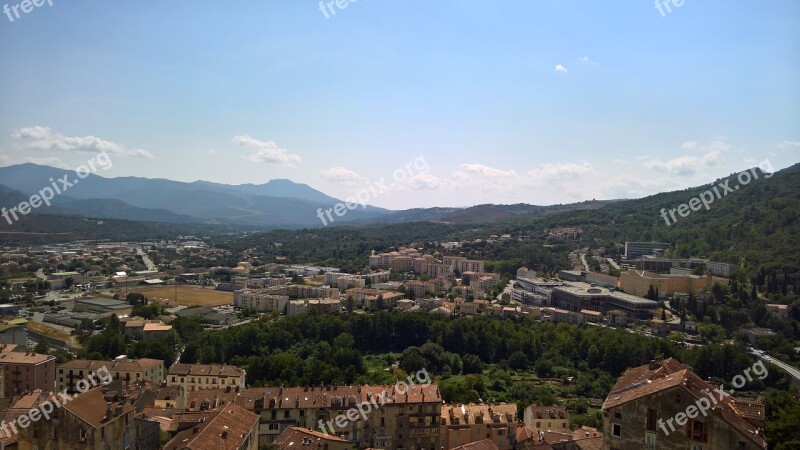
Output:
580 254 590 272
496 280 515 301
746 348 800 387
136 247 158 271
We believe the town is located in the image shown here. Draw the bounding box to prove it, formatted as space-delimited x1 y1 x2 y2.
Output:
0 234 795 449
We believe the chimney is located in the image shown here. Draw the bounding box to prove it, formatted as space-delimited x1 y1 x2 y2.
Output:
648 360 660 370
221 425 229 439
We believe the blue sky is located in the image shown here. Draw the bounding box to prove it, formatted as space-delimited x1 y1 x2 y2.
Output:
1 0 798 209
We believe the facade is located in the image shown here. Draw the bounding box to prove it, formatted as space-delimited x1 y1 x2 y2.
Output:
551 282 658 320
19 387 135 450
523 405 570 432
186 383 442 449
234 289 289 313
601 358 767 450
440 403 518 450
0 350 55 397
618 270 724 298
623 242 671 260
57 358 165 395
167 363 246 392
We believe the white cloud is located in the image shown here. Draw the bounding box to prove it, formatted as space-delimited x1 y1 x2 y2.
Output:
320 166 365 184
460 163 518 177
11 126 154 158
532 162 596 177
407 173 442 190
642 138 728 175
579 56 598 65
555 64 568 73
778 140 800 149
234 135 302 166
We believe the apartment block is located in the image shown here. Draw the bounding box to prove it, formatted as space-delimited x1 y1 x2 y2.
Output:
234 288 289 313
427 263 455 280
0 349 55 397
167 363 246 392
439 403 518 450
186 383 442 449
57 358 165 395
523 405 570 432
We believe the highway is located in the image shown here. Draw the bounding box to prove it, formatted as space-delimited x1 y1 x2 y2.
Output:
746 348 800 387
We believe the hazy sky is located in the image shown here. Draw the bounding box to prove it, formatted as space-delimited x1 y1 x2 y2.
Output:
1 1 798 209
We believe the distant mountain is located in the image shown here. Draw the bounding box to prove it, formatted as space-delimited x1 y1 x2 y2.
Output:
0 164 390 227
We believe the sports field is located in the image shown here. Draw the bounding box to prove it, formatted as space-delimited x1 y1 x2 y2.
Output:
135 286 233 307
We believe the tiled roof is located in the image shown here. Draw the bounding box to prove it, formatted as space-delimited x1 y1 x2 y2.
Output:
163 402 259 450
273 426 352 448
57 358 163 372
0 351 54 364
63 387 134 429
187 384 442 411
526 405 569 420
168 363 244 377
441 403 516 426
453 439 500 450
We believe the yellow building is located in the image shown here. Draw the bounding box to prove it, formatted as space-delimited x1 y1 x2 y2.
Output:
440 403 518 450
619 270 726 298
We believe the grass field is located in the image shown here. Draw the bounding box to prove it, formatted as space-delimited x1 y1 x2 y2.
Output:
134 286 233 307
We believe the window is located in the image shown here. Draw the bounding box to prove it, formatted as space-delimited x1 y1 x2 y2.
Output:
284 411 290 418
612 423 621 438
614 411 621 419
676 393 681 404
738 442 747 449
688 420 707 443
645 432 656 450
536 421 541 428
646 409 658 431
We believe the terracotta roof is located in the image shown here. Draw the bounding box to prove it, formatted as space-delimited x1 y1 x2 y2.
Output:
58 358 163 372
187 384 442 411
526 405 569 420
168 363 245 378
0 351 54 364
273 426 352 448
441 403 516 426
453 439 500 450
63 387 134 429
163 402 259 450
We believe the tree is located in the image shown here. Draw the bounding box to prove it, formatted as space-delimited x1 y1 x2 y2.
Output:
345 296 355 312
33 337 50 355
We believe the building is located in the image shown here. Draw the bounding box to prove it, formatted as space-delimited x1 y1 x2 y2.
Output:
743 327 777 344
19 387 136 450
601 358 767 450
619 270 725 298
453 439 500 450
0 349 55 397
186 383 442 449
766 304 789 318
273 426 354 450
0 319 28 346
523 405 570 432
439 403 517 450
73 297 133 314
623 242 671 260
287 298 342 316
57 358 165 395
427 263 455 279
167 363 246 392
551 283 658 320
163 402 259 450
234 289 289 313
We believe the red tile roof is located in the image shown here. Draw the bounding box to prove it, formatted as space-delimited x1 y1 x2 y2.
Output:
273 426 352 448
163 402 259 450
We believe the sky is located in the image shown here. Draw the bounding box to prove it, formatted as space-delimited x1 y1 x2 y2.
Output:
0 0 798 210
